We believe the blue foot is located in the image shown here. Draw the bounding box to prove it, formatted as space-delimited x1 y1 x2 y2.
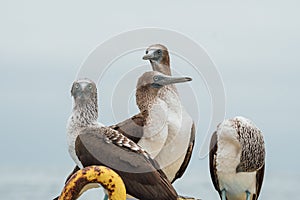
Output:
221 189 226 200
103 194 108 200
246 191 251 200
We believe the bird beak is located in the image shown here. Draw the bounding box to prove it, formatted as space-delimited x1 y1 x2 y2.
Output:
143 52 155 60
74 92 88 101
158 76 192 86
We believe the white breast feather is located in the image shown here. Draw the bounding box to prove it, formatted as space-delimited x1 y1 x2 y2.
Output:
216 120 241 173
154 89 193 181
138 99 168 158
216 118 258 199
67 115 104 169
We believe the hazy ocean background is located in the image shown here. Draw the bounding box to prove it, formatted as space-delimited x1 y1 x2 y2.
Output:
1 0 299 199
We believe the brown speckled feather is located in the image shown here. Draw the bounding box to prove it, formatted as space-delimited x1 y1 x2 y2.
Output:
234 119 265 173
75 127 178 200
109 112 146 144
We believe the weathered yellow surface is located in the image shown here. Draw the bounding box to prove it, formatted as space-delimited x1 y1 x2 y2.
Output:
58 165 126 200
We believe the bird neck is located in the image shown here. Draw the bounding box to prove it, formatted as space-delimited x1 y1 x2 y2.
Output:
136 85 159 115
150 60 171 76
70 99 98 128
158 85 179 100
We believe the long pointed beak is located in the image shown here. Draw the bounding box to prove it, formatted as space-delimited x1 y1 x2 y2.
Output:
159 76 192 86
142 52 155 60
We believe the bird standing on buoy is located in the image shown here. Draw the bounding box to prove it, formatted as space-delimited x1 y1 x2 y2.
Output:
209 116 265 200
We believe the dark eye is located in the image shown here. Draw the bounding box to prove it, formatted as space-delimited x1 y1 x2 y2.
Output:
74 83 80 89
157 50 162 54
145 50 148 54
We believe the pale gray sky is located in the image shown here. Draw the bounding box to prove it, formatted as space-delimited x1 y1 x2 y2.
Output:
0 0 299 199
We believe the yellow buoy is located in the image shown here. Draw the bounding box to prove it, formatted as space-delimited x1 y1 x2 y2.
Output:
58 165 126 200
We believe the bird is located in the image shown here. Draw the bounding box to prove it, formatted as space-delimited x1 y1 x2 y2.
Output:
142 44 171 76
137 43 196 183
117 71 192 158
209 116 265 200
65 76 193 200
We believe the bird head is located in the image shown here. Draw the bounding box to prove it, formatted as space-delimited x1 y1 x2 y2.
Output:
136 71 192 112
137 71 192 90
71 79 97 103
142 44 170 75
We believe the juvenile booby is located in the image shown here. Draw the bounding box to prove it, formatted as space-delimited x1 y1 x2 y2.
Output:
66 78 179 200
141 44 196 183
209 116 265 200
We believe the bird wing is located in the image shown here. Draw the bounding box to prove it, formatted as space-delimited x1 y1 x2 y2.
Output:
235 122 265 173
75 127 178 200
109 112 145 143
209 131 222 198
171 122 196 183
253 164 265 200
234 119 265 198
59 113 145 187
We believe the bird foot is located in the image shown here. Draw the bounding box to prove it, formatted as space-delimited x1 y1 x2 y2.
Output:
246 190 251 200
221 189 226 200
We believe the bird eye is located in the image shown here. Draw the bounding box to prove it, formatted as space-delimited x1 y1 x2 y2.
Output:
145 50 148 54
74 83 80 89
88 84 93 89
157 50 162 54
153 76 159 81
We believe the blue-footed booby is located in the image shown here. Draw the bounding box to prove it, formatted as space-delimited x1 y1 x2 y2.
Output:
209 116 265 200
66 78 179 200
141 44 196 183
112 66 194 181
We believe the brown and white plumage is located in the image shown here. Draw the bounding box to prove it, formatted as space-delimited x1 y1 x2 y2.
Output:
113 44 195 183
113 71 192 158
209 116 265 200
143 44 171 75
65 78 178 200
144 44 195 183
75 127 178 200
